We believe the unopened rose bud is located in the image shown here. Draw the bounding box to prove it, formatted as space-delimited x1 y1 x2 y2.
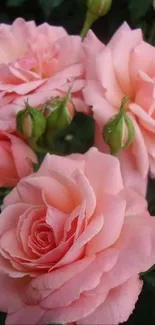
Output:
87 0 112 17
44 89 75 149
16 103 46 141
81 0 112 39
103 97 135 156
45 96 74 121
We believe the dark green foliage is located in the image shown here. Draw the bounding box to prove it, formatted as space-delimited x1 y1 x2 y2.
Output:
7 0 28 6
38 0 64 18
128 0 153 22
51 112 95 155
0 313 6 325
147 178 155 215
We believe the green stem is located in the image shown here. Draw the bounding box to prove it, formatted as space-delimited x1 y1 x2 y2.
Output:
80 11 97 39
28 138 48 154
120 96 129 116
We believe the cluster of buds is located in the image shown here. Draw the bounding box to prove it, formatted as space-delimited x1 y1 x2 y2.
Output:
16 89 74 153
103 97 135 156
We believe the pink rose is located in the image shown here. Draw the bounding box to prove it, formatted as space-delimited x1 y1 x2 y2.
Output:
83 24 155 194
0 131 37 187
0 148 155 325
0 18 87 132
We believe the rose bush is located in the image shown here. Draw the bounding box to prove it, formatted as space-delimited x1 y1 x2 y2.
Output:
0 131 37 187
83 23 155 194
0 148 155 324
0 18 87 132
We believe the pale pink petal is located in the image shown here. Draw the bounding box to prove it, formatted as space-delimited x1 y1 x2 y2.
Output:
119 149 148 196
40 248 117 309
8 79 46 95
11 18 36 52
56 36 83 70
119 188 147 217
43 169 81 208
72 97 89 114
25 176 74 213
62 204 84 242
134 75 154 115
46 207 67 243
0 228 27 259
127 114 149 178
0 273 25 313
130 41 155 86
100 220 152 288
111 28 142 96
0 255 27 278
27 255 95 302
86 194 126 253
83 30 104 79
0 24 24 64
9 134 37 178
0 203 31 236
83 80 117 124
3 181 43 208
54 214 104 268
39 291 108 325
129 102 155 133
78 277 142 325
108 22 131 48
0 64 27 84
18 207 44 257
27 236 73 267
6 305 45 325
37 23 67 41
142 128 155 159
0 145 18 186
73 169 96 218
83 30 104 56
37 152 85 178
96 47 124 107
85 147 123 196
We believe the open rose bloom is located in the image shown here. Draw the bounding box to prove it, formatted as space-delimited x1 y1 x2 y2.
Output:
83 24 155 194
0 148 155 325
0 131 37 187
0 18 87 132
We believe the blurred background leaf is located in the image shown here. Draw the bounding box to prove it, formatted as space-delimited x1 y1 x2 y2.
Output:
128 0 153 22
52 112 95 155
38 0 64 18
7 0 28 7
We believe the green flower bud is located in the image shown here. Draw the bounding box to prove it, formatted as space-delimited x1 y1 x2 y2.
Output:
44 89 74 149
16 103 46 141
103 97 135 156
87 0 112 17
81 0 112 39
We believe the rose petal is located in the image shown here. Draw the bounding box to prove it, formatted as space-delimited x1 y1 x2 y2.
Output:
85 148 123 197
78 277 142 325
86 194 126 253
